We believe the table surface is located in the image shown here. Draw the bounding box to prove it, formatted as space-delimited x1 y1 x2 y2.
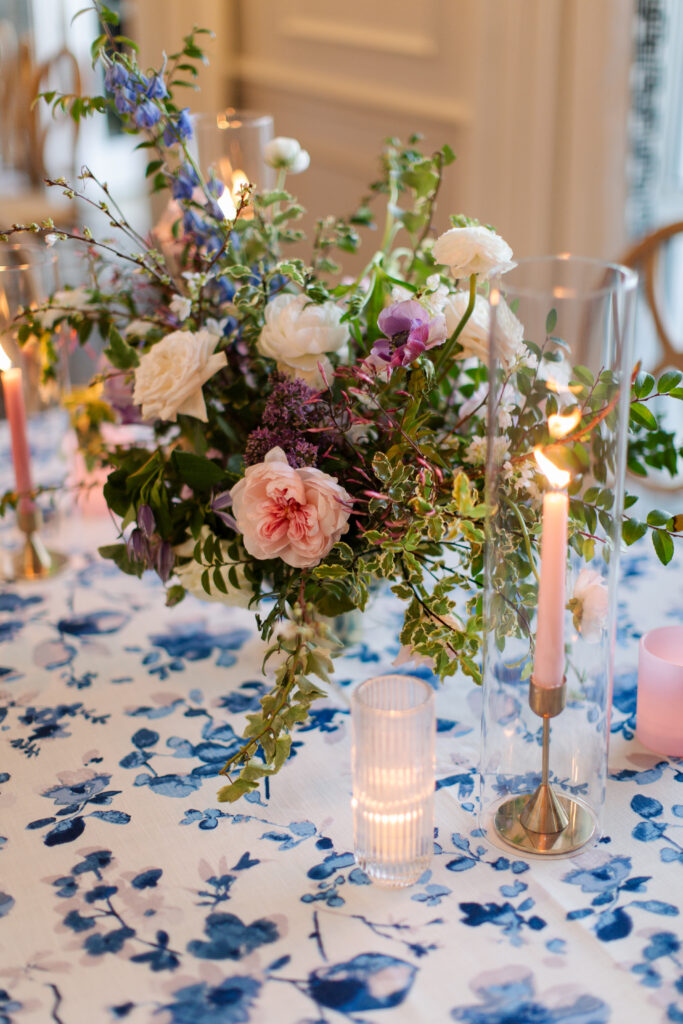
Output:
1 431 682 1024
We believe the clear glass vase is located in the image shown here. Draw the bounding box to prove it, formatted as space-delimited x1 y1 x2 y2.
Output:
479 256 637 857
192 109 274 217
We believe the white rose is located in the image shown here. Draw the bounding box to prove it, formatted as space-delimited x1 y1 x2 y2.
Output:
264 136 310 174
170 295 192 322
571 568 608 642
133 329 227 422
174 528 255 608
257 293 349 386
433 224 514 280
443 292 524 368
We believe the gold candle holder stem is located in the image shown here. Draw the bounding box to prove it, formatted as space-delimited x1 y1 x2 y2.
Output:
493 677 595 856
8 503 68 581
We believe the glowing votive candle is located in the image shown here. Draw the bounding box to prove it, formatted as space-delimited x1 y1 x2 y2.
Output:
1 346 34 513
637 626 683 756
351 674 435 887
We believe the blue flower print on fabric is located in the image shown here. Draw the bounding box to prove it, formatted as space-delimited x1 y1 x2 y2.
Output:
0 988 23 1023
450 968 609 1023
27 771 130 845
306 952 417 1014
142 623 252 679
630 793 683 865
186 912 278 960
8 700 108 758
564 854 678 942
158 976 260 1024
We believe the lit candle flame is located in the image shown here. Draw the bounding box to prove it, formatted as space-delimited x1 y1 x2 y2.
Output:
546 376 583 396
215 169 251 221
534 446 570 489
0 342 11 373
548 408 581 439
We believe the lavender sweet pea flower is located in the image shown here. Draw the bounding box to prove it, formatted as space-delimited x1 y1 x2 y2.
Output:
145 73 168 100
210 490 237 531
126 528 147 563
372 299 446 368
156 542 174 583
137 504 156 538
163 108 192 146
133 98 161 129
171 163 199 201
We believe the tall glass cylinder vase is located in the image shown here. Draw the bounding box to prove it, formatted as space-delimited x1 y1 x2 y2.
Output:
192 109 274 217
479 256 637 857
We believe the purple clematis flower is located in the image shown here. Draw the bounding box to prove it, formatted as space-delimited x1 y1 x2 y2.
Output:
372 300 447 368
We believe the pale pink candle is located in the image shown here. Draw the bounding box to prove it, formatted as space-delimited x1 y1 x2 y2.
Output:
637 626 683 756
1 356 34 512
533 488 569 688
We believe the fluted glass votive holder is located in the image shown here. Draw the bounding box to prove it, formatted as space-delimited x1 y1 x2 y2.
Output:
351 674 435 887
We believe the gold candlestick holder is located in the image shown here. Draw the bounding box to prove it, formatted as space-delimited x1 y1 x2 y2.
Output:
493 678 595 856
7 503 68 581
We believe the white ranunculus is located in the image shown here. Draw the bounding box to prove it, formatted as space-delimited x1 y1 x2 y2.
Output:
170 295 192 322
264 136 310 174
433 224 514 280
133 329 227 422
571 568 608 642
257 293 350 386
174 529 255 608
443 291 525 368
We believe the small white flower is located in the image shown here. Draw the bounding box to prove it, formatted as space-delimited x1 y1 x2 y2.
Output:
170 295 192 322
464 435 509 466
257 292 349 387
504 459 543 504
123 319 156 339
38 287 91 329
174 528 255 608
264 136 310 174
133 329 227 422
571 568 608 642
443 292 524 368
433 224 514 280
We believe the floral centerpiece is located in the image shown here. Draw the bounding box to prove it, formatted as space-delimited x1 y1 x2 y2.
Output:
1 5 682 802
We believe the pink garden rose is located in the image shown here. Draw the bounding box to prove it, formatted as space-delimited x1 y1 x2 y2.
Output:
232 447 352 568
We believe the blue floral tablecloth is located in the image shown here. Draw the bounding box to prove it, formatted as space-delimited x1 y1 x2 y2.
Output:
1 430 682 1023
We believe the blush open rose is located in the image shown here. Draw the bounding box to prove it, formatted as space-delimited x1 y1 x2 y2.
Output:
231 447 352 568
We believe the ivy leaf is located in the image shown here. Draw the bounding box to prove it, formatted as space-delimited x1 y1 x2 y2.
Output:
630 403 658 431
657 369 682 394
171 451 225 491
622 519 647 545
545 308 557 334
103 328 139 369
634 371 655 399
652 529 674 565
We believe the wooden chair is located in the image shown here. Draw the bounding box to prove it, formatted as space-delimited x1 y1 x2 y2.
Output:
0 34 81 230
619 221 683 491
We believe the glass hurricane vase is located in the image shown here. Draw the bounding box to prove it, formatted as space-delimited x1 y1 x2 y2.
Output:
479 255 637 857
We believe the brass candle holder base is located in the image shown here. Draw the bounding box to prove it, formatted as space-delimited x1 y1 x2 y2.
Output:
493 678 596 857
5 504 68 581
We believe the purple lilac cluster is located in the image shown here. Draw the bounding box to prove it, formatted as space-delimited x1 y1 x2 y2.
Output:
245 374 327 468
127 505 173 581
371 299 446 368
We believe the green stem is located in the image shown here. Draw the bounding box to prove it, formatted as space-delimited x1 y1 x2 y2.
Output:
505 497 540 582
433 274 477 384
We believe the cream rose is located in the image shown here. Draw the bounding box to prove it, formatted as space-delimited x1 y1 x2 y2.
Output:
232 447 352 569
174 528 254 608
133 329 227 422
444 292 525 368
257 293 349 387
433 224 514 279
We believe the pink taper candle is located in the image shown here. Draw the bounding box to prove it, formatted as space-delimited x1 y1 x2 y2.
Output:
533 449 570 688
1 347 34 512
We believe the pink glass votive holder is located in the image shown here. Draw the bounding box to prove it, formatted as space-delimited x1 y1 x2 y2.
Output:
637 626 683 756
